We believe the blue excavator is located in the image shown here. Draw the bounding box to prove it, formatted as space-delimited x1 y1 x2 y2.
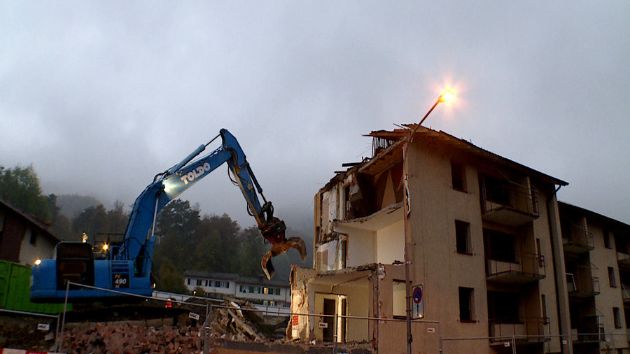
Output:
31 129 306 301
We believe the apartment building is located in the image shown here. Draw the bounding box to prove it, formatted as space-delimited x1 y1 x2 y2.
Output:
289 126 572 354
184 271 291 308
560 202 630 354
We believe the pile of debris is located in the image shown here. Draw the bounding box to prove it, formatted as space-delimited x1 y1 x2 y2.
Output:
206 299 284 342
61 320 202 353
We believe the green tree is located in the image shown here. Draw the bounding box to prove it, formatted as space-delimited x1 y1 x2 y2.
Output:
154 258 187 293
71 204 109 242
0 165 52 222
153 199 201 273
237 226 266 276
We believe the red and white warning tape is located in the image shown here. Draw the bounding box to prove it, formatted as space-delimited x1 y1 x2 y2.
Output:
0 349 62 354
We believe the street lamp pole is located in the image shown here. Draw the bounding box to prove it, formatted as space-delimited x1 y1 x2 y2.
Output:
402 90 453 354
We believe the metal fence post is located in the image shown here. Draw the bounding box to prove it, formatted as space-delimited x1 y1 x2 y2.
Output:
203 303 210 354
57 281 70 353
333 312 338 354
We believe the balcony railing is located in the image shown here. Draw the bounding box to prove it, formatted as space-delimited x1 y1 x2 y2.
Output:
572 316 605 343
562 224 594 254
489 317 549 343
481 180 539 226
618 252 630 269
486 253 545 284
567 274 600 298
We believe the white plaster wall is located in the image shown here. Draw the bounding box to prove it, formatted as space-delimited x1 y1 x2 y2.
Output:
343 227 375 267
18 228 56 266
376 219 404 264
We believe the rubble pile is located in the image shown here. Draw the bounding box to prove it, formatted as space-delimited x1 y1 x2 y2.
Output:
62 321 202 353
206 300 268 342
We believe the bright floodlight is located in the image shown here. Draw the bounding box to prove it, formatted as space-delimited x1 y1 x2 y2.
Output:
438 88 456 104
34 259 42 266
102 243 109 251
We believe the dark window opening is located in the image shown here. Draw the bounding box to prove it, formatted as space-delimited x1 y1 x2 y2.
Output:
604 230 612 249
28 230 37 246
483 175 511 206
459 287 475 322
451 162 466 192
488 291 520 323
484 229 517 263
541 294 549 323
614 307 622 328
609 267 617 288
196 279 201 286
456 220 472 254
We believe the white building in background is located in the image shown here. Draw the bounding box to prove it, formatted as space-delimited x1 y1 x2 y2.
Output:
183 271 291 308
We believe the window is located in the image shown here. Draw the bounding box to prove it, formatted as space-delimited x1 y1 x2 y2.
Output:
484 229 517 263
541 294 548 324
263 287 269 295
614 307 622 328
248 286 254 293
225 282 230 289
608 267 617 288
215 280 221 287
196 279 202 286
187 278 191 285
604 230 612 249
483 175 511 205
205 280 209 286
459 287 475 322
275 288 280 295
257 287 262 294
451 162 466 192
27 229 37 246
393 281 407 318
487 291 519 323
240 285 246 293
455 220 471 254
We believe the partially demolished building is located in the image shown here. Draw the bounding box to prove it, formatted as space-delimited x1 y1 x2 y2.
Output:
289 126 573 353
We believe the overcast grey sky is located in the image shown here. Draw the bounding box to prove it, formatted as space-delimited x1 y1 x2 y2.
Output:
1 1 629 227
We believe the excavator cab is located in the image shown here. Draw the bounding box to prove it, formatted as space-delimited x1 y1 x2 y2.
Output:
55 242 95 290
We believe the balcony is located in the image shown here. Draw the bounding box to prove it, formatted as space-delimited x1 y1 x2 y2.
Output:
489 317 549 344
562 224 594 254
481 178 539 226
571 327 606 344
622 285 630 303
571 315 605 344
486 253 545 284
567 274 600 298
618 252 630 270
